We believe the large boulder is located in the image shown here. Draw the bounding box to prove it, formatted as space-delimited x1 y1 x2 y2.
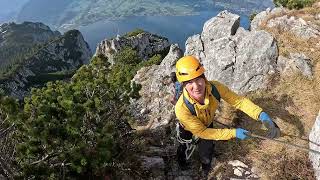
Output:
186 10 278 93
202 10 240 42
309 111 320 180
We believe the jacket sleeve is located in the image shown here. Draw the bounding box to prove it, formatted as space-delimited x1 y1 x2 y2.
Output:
213 81 263 120
175 104 236 140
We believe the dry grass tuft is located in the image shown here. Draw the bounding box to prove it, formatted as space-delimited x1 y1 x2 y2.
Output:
252 149 315 179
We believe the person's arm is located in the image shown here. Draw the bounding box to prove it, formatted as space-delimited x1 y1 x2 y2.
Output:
212 81 280 138
175 104 236 140
213 81 262 120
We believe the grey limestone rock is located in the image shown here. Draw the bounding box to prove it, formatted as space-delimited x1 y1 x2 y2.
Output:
277 53 313 78
250 7 286 31
267 15 320 39
130 44 183 129
309 111 320 180
95 31 170 64
186 10 278 93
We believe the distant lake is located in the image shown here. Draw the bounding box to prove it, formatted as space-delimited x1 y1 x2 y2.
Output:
78 3 274 52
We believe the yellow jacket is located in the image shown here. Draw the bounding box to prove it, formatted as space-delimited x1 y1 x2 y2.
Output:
174 80 262 140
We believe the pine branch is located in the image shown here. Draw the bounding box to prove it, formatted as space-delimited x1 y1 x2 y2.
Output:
30 152 57 165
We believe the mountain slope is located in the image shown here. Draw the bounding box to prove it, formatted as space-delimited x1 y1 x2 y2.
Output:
0 22 92 99
0 22 61 74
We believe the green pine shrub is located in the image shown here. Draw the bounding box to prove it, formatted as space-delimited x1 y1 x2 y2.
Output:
9 55 136 179
4 46 165 179
124 28 145 38
274 0 315 9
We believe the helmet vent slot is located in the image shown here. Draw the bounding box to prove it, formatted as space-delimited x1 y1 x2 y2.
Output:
179 72 188 76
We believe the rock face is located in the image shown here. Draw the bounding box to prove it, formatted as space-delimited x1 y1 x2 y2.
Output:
130 44 183 129
309 111 320 180
0 29 92 99
185 10 278 93
95 31 170 64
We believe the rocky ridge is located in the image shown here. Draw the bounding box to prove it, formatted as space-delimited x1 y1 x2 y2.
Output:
0 22 60 46
0 23 92 99
95 31 170 64
251 7 320 39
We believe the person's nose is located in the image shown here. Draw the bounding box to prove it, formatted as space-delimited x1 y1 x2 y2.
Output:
193 81 201 90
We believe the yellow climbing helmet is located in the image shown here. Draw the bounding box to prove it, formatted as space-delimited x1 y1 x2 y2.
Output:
175 56 205 83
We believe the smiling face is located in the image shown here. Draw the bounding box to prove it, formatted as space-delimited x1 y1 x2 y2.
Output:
184 76 206 104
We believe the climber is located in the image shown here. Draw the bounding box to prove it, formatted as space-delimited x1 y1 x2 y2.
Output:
174 55 280 177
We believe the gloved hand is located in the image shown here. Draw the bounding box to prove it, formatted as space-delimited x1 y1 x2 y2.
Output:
236 128 250 140
259 112 281 139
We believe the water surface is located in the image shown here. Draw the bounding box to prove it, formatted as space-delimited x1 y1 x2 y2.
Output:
78 2 274 51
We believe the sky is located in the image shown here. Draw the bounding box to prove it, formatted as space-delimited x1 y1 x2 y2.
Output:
0 0 29 22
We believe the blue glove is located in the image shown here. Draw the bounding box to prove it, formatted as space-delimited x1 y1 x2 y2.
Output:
259 112 281 139
236 128 249 140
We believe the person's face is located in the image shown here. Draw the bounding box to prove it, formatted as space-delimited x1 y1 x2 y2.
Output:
184 76 206 101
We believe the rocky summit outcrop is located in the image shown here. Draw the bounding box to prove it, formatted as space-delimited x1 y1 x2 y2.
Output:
185 10 278 93
95 31 170 64
251 7 320 39
0 29 92 99
309 111 320 180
